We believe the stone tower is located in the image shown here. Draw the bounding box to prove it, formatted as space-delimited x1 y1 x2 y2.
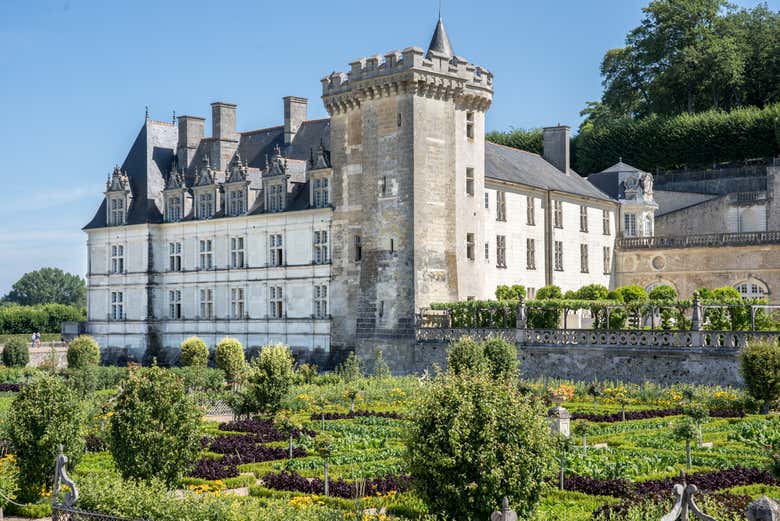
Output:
323 17 493 351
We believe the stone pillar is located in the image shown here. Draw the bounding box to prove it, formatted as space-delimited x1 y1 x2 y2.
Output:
747 496 780 521
548 405 571 437
490 497 518 521
515 298 527 329
691 292 703 332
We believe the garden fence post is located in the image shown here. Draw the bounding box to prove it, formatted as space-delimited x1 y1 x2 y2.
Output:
691 292 703 332
490 497 517 521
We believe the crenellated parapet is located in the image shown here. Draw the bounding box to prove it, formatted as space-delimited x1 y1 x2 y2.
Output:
322 46 493 115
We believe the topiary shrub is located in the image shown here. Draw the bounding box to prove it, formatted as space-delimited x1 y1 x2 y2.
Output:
6 375 85 502
180 337 209 368
447 336 488 376
648 285 677 301
482 336 518 380
536 285 562 300
214 337 246 383
67 335 100 369
2 338 29 368
336 351 363 382
109 367 202 486
371 349 391 378
236 344 295 415
405 372 554 520
741 340 780 414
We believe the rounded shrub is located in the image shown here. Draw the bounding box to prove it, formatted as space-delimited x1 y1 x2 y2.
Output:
6 375 85 502
405 372 554 520
109 366 202 486
237 344 295 415
215 337 246 382
67 335 100 369
180 337 209 368
447 336 488 376
2 338 29 368
740 340 780 414
536 285 562 300
482 336 518 379
648 285 677 301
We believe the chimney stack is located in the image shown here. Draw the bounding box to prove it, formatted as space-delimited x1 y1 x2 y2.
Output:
543 125 571 174
177 115 205 170
284 96 308 144
211 102 238 141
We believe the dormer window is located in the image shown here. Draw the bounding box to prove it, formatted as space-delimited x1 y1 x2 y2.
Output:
109 198 125 226
166 195 182 222
268 184 285 213
313 178 329 208
228 190 245 216
198 193 214 219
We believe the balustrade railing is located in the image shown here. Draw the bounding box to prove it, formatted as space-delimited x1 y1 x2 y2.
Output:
617 231 780 250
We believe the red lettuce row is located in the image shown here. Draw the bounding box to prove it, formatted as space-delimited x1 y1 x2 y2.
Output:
218 418 315 440
571 408 745 423
261 471 411 498
309 411 403 421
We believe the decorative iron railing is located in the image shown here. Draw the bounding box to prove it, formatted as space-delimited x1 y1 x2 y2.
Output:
617 231 780 250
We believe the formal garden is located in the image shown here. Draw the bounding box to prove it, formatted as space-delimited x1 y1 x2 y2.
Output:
0 333 780 520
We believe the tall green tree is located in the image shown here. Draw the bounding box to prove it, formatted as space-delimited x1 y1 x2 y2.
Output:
4 268 86 308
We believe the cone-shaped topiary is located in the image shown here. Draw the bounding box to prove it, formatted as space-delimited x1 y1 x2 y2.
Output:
180 336 209 368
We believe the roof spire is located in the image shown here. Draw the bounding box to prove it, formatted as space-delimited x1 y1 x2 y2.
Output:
427 14 454 58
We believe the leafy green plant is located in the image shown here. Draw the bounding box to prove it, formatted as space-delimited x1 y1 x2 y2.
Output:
673 420 699 469
215 337 246 383
371 349 391 378
236 344 295 415
405 372 554 520
109 367 202 486
446 336 488 376
180 336 209 368
1 338 29 368
336 352 362 382
6 374 85 501
66 335 100 369
740 340 780 414
482 336 518 379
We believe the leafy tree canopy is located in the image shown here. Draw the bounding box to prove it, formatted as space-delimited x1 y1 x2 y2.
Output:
4 268 86 308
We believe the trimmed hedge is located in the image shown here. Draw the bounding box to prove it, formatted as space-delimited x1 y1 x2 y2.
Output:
180 337 209 368
575 103 780 173
0 304 84 334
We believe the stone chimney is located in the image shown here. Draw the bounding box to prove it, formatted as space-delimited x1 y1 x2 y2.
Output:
177 115 205 170
284 96 308 144
211 102 238 141
543 125 571 174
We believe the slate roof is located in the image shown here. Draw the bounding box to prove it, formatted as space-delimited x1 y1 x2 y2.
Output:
427 17 454 57
485 142 614 201
586 161 647 200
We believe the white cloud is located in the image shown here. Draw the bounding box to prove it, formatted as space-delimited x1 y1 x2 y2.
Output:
0 184 102 215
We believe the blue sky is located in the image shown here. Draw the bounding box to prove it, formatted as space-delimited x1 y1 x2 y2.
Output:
0 0 775 295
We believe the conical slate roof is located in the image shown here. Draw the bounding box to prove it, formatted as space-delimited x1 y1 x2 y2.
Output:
427 17 454 57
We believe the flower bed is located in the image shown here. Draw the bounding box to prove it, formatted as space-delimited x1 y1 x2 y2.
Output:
0 383 21 392
218 418 315 440
260 470 411 498
310 410 403 421
571 408 745 423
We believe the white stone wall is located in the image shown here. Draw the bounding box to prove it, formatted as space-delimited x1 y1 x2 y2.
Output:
86 209 332 352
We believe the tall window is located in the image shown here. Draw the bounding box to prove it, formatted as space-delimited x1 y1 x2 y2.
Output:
166 196 182 222
554 241 563 271
110 198 125 226
314 230 328 264
466 111 475 139
168 242 182 272
465 168 474 196
603 246 611 274
111 291 124 320
624 214 637 237
111 245 124 274
228 190 244 216
496 235 507 268
466 233 475 260
269 286 284 318
314 285 328 318
231 237 245 268
603 210 611 235
580 244 589 273
269 184 284 212
526 238 536 270
354 235 362 262
314 178 329 208
645 215 653 236
526 196 535 225
198 192 214 219
484 241 489 261
231 288 245 319
199 239 213 270
553 200 563 228
580 205 588 232
199 289 213 319
484 192 489 209
496 191 506 222
269 234 284 267
169 290 181 319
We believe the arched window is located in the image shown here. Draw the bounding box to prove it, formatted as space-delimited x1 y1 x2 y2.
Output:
735 279 768 299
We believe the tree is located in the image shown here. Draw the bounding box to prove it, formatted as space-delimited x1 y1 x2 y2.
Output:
67 335 100 369
405 372 554 520
237 344 295 415
214 337 246 383
741 341 780 414
2 338 29 368
109 367 202 486
447 336 488 376
482 336 518 380
3 268 86 308
180 337 209 368
371 349 391 378
673 419 698 469
336 351 363 382
6 375 85 502
648 285 677 301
